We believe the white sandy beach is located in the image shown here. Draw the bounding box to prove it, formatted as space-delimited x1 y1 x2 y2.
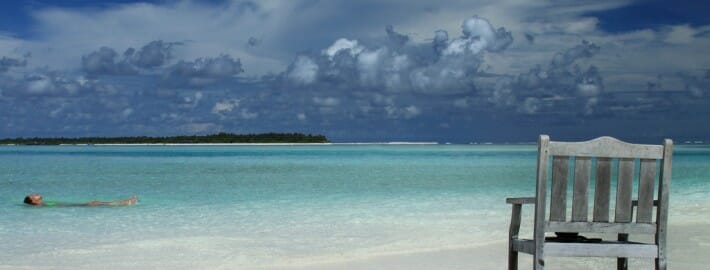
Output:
277 223 708 270
1 222 705 270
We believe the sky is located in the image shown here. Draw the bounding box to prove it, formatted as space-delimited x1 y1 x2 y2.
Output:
0 0 708 143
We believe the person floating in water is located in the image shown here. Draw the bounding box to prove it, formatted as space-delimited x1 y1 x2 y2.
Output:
24 193 137 206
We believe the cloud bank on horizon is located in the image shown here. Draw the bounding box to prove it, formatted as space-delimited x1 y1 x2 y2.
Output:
0 0 708 142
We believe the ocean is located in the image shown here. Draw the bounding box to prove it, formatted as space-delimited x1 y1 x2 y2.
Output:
1 144 709 269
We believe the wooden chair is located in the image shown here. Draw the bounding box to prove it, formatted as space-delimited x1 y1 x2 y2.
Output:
506 135 673 270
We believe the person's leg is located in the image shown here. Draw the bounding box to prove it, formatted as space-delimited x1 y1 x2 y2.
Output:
88 195 137 206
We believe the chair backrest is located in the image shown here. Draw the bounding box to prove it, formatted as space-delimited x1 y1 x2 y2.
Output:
533 135 673 237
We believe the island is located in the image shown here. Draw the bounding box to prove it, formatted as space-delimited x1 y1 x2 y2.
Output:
0 132 329 145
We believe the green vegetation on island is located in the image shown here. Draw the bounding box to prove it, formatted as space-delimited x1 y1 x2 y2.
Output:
0 132 329 145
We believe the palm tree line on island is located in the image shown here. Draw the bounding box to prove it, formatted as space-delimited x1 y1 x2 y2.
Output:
0 132 329 145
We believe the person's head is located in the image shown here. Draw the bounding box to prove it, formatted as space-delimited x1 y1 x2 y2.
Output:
24 194 43 205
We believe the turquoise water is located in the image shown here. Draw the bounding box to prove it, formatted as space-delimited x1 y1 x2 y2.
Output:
1 145 709 269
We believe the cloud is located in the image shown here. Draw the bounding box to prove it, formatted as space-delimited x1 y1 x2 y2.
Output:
82 47 137 76
24 1 282 75
524 33 535 44
679 71 709 98
283 16 513 95
456 16 513 53
1 71 100 97
238 108 259 119
163 54 243 88
82 40 180 76
82 40 244 89
247 37 260 47
488 40 604 115
385 104 421 119
287 56 318 84
0 56 27 73
1 1 709 141
323 38 364 59
453 98 470 108
121 108 134 118
313 97 340 106
663 25 698 45
212 98 240 115
297 113 307 121
550 40 600 69
211 98 258 120
129 40 178 68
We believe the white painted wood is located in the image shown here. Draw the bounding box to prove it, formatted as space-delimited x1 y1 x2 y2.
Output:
594 158 612 222
550 156 569 222
545 221 656 234
572 157 591 222
615 158 634 223
544 242 658 258
637 159 656 223
550 136 663 159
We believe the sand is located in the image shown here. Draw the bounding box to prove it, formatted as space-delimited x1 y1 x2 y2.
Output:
1 223 705 270
274 222 709 270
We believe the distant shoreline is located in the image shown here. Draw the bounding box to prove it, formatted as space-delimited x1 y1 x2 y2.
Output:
0 142 536 146
0 132 329 145
31 142 439 146
0 142 443 146
4 141 705 146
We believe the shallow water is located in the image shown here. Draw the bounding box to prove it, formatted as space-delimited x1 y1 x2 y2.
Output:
1 144 708 269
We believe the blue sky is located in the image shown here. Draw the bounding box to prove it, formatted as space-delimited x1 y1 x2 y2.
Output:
0 0 708 142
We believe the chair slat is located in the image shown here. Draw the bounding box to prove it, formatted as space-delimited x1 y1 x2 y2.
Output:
637 159 656 223
550 156 569 222
572 157 591 222
593 158 612 222
544 242 658 258
549 136 663 159
545 221 656 234
615 158 635 223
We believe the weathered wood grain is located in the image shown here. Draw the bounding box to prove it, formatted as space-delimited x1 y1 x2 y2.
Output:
572 157 591 222
549 136 663 159
550 156 569 222
615 158 634 223
594 158 612 222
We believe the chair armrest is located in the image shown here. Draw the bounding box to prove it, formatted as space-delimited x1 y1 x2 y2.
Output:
506 197 536 205
507 197 534 238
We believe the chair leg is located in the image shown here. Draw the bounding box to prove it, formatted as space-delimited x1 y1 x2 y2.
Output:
508 248 518 270
508 204 522 270
617 233 628 270
655 257 666 270
617 257 628 270
533 254 544 270
656 235 667 270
